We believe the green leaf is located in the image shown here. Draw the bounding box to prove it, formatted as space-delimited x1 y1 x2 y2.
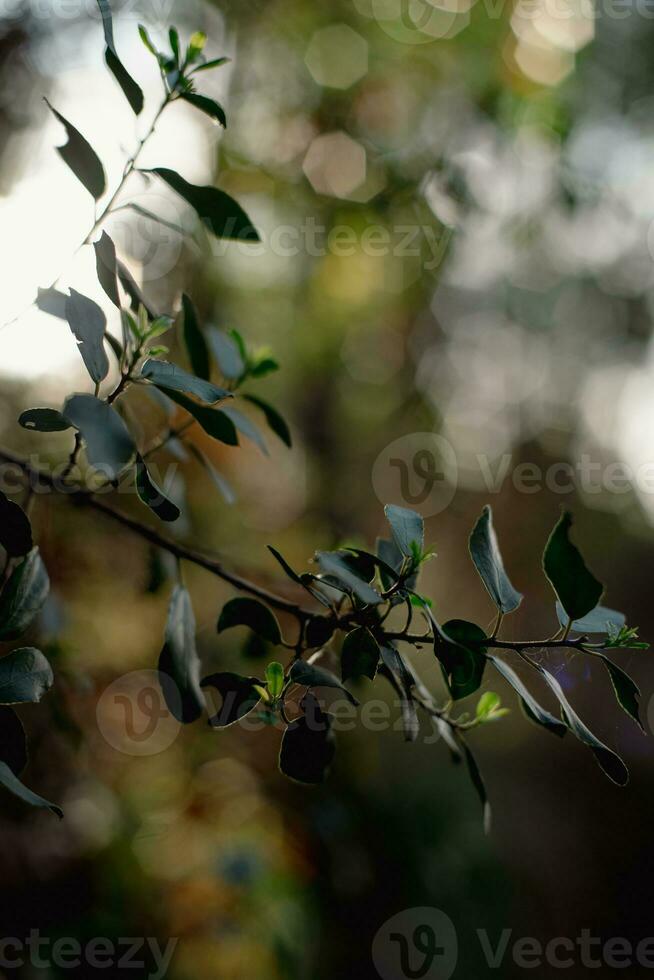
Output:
265 661 285 699
19 408 70 433
208 328 245 380
200 671 261 727
135 457 180 523
158 585 204 724
341 627 380 682
469 505 523 614
36 287 67 319
0 492 33 558
93 231 121 308
305 615 336 648
138 24 158 56
279 691 335 784
159 388 238 445
0 648 53 704
65 289 110 384
221 406 268 455
45 99 106 199
0 548 50 641
186 30 207 64
538 664 628 785
179 91 227 127
168 26 180 64
191 56 230 73
243 395 292 448
187 444 236 504
555 601 625 635
379 645 419 742
384 504 424 559
289 659 359 706
0 706 27 775
486 654 566 737
249 354 280 379
0 762 62 818
218 597 282 645
434 619 487 702
315 552 382 606
181 294 210 381
543 511 603 622
592 652 644 732
266 547 331 607
63 394 135 480
96 0 144 113
144 168 260 242
140 358 231 404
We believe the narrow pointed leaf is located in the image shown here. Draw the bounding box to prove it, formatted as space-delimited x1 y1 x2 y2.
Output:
192 57 230 73
243 394 292 448
140 358 231 404
341 627 380 682
384 504 424 558
487 654 566 737
222 406 268 455
145 168 260 242
159 388 238 445
543 511 603 621
187 444 236 503
459 738 491 833
592 652 644 732
208 328 245 380
0 648 53 704
469 505 523 614
0 492 33 558
135 457 180 522
65 289 109 384
289 659 359 706
379 645 419 742
45 99 106 199
63 394 135 480
96 0 144 114
0 548 50 641
217 597 281 645
179 91 226 127
315 552 382 606
181 294 210 380
19 408 70 432
200 671 261 727
93 231 120 307
158 585 204 724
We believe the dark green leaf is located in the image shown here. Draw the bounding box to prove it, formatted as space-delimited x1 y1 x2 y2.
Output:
36 287 67 319
592 652 644 732
305 615 336 648
315 552 382 606
379 645 419 741
384 504 424 558
469 505 523 614
45 99 106 199
19 408 70 432
538 664 628 785
434 619 486 702
179 91 227 127
487 654 566 737
192 56 230 73
63 394 135 480
200 671 261 727
249 355 279 379
555 601 625 635
289 659 359 706
145 168 260 242
168 26 180 63
0 492 33 558
0 706 27 775
140 358 231 404
459 737 491 833
243 394 292 448
135 457 180 522
208 328 245 380
181 294 210 380
0 548 50 641
0 647 53 704
65 289 110 384
138 23 158 55
159 389 238 445
96 0 144 113
543 511 603 622
279 691 335 784
117 261 157 318
341 627 380 682
93 231 120 307
158 585 204 724
218 597 282 645
221 406 268 455
0 761 62 817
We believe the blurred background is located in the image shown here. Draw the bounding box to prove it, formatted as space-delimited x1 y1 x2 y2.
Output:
1 0 654 976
